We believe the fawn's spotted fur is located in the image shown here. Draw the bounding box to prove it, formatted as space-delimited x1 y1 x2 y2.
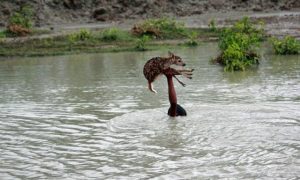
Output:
143 52 192 93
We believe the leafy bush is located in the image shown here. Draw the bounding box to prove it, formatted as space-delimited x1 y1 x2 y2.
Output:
185 31 199 46
77 29 93 41
9 5 33 29
213 17 264 71
219 17 264 51
135 35 150 51
100 28 130 41
222 43 259 71
131 17 187 39
271 36 300 55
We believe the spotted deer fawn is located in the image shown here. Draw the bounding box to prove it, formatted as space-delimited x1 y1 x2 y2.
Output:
143 52 194 93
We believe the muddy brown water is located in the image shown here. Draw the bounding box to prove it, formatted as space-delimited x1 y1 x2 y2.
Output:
0 43 299 179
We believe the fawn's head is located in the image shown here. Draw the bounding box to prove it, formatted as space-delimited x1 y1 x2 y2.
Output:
168 51 186 66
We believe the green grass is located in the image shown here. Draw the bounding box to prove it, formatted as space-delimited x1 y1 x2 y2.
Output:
132 17 188 39
0 37 174 57
100 28 132 42
68 29 93 42
0 30 6 39
135 35 151 51
0 22 221 57
270 36 300 55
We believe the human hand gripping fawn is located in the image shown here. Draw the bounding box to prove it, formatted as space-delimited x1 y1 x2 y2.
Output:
143 52 194 117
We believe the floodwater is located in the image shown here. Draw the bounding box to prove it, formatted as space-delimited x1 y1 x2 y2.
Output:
0 43 299 179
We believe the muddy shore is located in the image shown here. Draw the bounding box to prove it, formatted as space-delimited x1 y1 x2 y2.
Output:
1 0 300 26
1 0 299 40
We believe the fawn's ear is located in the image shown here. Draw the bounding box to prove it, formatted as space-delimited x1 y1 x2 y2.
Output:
168 51 175 58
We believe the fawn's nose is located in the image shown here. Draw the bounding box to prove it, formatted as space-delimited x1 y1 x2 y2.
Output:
183 63 186 66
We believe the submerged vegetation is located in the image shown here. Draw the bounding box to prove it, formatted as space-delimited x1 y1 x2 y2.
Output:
270 36 300 55
212 17 265 71
185 31 199 46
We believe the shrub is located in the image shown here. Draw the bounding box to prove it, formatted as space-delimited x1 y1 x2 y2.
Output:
135 35 150 51
219 18 264 51
78 29 93 41
271 36 300 55
222 43 259 71
131 17 187 39
213 17 264 71
9 5 33 29
100 28 130 41
69 29 93 42
7 5 34 36
185 31 199 46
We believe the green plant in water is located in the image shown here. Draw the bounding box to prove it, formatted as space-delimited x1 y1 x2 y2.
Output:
208 19 217 32
185 31 199 46
9 5 33 29
132 17 187 39
213 17 263 71
222 42 259 71
270 36 300 55
135 35 150 51
219 17 263 52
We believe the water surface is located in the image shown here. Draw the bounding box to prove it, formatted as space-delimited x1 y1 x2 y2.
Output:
0 43 299 179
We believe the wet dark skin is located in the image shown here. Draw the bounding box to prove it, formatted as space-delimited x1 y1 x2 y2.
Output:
163 68 187 117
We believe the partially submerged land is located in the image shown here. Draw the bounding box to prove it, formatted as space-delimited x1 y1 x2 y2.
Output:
0 14 220 57
1 12 299 56
0 5 299 72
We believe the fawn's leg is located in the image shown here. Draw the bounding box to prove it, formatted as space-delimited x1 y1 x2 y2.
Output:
178 69 194 79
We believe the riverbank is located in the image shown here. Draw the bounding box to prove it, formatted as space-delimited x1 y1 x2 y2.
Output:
0 25 219 57
0 36 217 57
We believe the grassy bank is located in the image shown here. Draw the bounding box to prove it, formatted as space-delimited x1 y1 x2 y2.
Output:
0 14 223 57
0 27 218 57
2 16 297 58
